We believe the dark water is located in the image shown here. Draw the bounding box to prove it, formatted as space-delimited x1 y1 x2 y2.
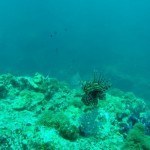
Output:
0 0 150 100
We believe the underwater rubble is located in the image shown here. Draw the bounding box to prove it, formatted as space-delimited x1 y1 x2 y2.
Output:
0 73 150 150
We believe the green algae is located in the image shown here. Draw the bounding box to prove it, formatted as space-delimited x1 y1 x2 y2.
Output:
122 123 150 150
38 110 79 141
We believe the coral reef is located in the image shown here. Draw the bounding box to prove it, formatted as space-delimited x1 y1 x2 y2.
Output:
59 123 79 141
0 83 8 99
38 110 79 141
0 73 149 149
115 91 150 138
79 108 101 137
122 123 150 150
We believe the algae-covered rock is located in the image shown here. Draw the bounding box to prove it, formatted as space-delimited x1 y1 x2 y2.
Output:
31 73 59 93
12 90 44 111
0 74 14 99
38 111 69 129
12 98 30 111
59 123 79 141
0 84 8 99
122 123 150 150
38 110 79 141
33 73 44 84
0 74 14 85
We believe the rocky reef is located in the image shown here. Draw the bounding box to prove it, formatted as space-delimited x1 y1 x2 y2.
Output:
0 73 149 150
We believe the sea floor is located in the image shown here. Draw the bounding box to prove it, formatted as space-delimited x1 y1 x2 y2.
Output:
0 73 150 150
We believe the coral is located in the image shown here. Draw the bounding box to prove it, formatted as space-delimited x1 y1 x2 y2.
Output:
12 90 44 111
35 142 56 150
0 129 29 150
141 111 150 135
9 73 60 99
118 110 150 138
38 111 69 129
0 83 8 99
0 73 149 149
81 73 111 106
0 74 13 99
79 108 101 137
59 123 79 141
0 74 14 86
38 111 79 141
122 123 150 150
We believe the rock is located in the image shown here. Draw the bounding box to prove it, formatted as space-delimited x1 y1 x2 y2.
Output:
0 84 8 99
